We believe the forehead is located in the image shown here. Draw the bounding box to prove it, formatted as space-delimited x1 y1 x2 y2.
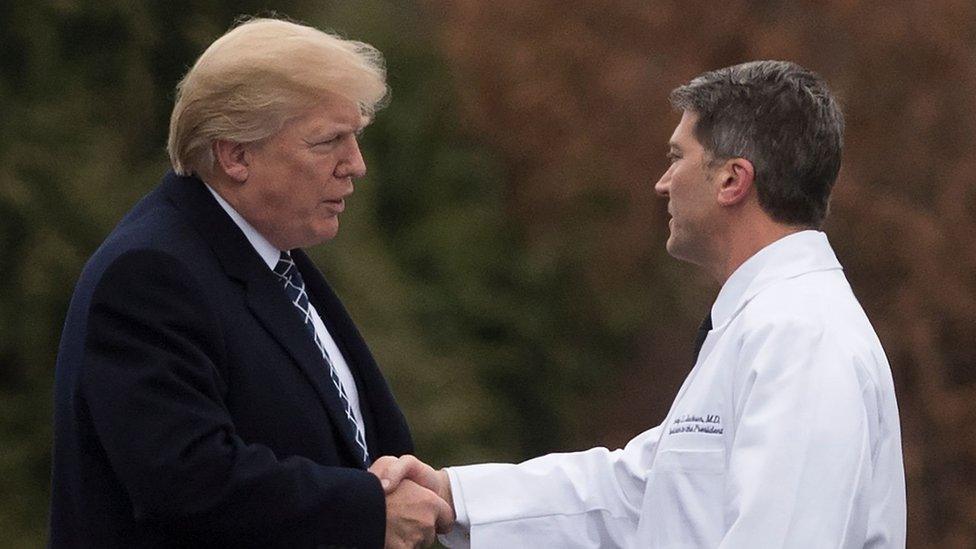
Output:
669 110 701 149
291 99 366 135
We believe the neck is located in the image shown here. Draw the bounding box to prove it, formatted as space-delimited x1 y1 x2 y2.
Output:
707 212 808 283
201 171 235 204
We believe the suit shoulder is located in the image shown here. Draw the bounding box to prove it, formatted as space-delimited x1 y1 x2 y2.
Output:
103 189 202 256
77 192 210 293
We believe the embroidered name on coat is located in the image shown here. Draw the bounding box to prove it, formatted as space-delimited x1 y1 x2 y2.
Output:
668 413 723 435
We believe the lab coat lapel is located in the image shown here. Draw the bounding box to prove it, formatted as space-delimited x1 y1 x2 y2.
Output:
655 232 842 462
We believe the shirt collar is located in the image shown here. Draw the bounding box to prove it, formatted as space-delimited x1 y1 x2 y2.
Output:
711 230 843 328
204 184 281 270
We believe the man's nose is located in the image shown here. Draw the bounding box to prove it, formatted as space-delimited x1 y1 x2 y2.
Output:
336 136 367 179
654 169 671 197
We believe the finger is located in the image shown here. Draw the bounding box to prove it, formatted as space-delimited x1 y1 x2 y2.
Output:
369 455 399 491
382 455 422 492
369 455 398 475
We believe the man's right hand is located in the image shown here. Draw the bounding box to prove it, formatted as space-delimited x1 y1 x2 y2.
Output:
383 478 454 549
371 455 453 507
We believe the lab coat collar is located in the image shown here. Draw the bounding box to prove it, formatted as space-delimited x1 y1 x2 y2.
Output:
710 230 843 329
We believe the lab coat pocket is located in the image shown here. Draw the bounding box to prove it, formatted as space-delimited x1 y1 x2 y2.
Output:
656 447 725 473
643 448 726 547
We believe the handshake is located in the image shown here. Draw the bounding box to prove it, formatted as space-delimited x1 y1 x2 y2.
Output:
370 455 456 549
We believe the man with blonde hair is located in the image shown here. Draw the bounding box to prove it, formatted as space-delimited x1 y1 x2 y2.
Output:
50 17 450 548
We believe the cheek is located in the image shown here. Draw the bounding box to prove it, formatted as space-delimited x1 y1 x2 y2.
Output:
254 182 311 223
306 151 338 173
253 183 289 212
285 164 323 203
670 173 687 203
673 169 701 204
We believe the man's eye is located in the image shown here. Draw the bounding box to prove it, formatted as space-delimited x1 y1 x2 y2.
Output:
667 153 680 163
306 137 338 147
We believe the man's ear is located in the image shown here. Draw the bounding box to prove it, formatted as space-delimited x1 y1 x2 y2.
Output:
213 140 250 183
716 157 755 207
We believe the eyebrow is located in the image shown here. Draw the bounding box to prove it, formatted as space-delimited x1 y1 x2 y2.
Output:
304 123 361 142
313 124 356 135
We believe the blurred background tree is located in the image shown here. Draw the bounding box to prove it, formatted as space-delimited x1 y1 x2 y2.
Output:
1 0 973 547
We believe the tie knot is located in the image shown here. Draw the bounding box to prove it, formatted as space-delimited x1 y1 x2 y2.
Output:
273 251 307 294
273 251 297 279
693 312 712 362
698 313 713 333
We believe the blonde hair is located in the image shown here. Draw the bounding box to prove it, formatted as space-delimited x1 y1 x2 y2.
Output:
167 17 388 177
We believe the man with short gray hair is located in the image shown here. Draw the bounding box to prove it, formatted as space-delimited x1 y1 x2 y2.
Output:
376 60 907 548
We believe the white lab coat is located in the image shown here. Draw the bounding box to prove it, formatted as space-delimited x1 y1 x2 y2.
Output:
443 231 906 548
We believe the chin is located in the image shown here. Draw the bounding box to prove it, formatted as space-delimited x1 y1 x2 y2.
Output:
310 222 340 245
286 228 337 250
664 235 680 257
665 236 691 263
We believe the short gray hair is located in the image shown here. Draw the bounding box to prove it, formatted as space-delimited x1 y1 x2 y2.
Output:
670 60 844 228
167 17 389 178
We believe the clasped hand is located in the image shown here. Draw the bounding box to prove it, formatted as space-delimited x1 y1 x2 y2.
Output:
370 455 454 549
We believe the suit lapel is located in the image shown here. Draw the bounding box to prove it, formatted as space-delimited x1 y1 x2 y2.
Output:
292 250 382 456
293 248 414 458
160 172 367 467
242 276 367 467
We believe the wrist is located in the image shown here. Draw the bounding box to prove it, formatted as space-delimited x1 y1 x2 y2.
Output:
436 469 454 514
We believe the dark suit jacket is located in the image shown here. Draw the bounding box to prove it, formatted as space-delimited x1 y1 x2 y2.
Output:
49 171 413 548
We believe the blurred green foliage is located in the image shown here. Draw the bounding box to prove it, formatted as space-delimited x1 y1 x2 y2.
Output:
0 1 631 545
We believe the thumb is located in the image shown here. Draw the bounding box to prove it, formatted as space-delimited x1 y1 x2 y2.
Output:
378 455 417 494
367 455 398 493
433 492 455 534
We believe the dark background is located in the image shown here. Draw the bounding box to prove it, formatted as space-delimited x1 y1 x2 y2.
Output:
1 1 974 546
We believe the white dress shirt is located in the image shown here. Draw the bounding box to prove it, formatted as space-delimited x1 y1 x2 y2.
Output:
205 185 366 436
443 231 906 548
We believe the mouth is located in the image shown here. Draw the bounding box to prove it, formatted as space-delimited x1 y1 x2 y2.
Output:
322 198 346 214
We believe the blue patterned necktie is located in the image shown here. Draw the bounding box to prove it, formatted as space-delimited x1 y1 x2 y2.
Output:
273 251 370 466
